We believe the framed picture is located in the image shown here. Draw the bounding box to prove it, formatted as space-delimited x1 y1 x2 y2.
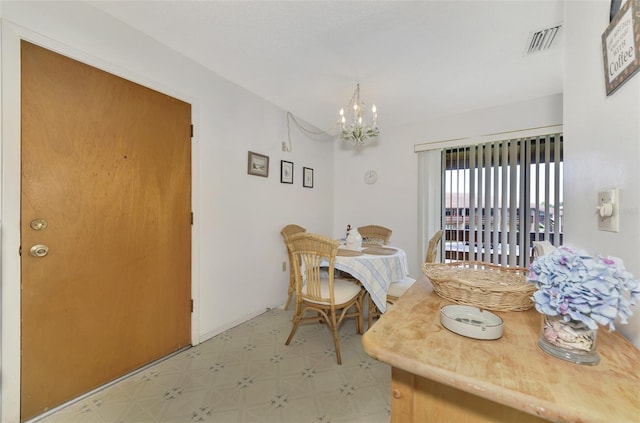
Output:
247 151 269 177
280 160 293 184
602 0 640 95
610 0 622 22
303 167 314 188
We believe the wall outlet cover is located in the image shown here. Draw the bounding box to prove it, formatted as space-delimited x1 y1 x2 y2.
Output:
597 188 619 232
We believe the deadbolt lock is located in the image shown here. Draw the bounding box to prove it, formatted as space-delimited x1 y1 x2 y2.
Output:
30 244 49 258
30 218 48 231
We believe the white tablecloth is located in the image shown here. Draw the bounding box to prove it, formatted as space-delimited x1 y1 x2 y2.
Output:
334 246 414 313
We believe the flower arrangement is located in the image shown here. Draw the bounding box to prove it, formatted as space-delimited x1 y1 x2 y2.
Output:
528 246 640 331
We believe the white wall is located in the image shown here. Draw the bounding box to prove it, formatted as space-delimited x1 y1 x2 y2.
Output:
0 2 334 421
563 0 640 347
332 94 563 279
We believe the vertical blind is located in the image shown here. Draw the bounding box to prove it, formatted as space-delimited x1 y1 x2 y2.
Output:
442 134 563 268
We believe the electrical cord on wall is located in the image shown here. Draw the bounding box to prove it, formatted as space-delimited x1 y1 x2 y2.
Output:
284 111 336 152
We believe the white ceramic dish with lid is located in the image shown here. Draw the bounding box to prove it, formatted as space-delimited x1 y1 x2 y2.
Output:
440 304 503 340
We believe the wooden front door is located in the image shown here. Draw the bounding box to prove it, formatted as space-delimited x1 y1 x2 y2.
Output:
20 41 192 421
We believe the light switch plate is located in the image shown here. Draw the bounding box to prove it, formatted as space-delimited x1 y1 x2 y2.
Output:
597 188 619 232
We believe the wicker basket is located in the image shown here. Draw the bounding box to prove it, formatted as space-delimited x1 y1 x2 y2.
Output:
422 261 535 312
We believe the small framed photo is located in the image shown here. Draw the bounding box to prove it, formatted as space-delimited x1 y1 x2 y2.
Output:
303 167 314 188
247 151 269 177
280 160 294 184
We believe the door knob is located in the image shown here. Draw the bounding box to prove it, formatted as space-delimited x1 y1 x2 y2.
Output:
30 244 49 258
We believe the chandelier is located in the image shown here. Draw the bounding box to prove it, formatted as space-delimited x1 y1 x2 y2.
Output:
338 84 379 145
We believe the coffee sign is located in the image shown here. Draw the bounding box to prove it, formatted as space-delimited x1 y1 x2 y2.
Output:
602 0 640 96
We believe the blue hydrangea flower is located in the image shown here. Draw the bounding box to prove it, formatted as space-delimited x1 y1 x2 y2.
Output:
527 246 640 331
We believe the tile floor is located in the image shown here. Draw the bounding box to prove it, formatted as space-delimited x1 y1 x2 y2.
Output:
37 308 391 423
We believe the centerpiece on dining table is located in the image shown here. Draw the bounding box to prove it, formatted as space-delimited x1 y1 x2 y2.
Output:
345 224 362 250
527 246 640 365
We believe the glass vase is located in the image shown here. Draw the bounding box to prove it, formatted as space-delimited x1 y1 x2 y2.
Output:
538 314 600 365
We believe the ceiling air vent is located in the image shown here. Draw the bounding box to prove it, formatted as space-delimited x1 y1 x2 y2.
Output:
526 24 561 54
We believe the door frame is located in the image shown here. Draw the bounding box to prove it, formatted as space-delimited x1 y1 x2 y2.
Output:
1 22 201 423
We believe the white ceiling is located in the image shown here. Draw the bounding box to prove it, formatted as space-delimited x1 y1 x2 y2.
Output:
89 0 564 131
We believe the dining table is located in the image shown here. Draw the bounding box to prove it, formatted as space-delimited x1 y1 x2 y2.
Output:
333 244 415 313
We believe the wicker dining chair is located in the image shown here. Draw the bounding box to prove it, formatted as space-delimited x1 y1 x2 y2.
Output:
280 224 306 310
367 230 444 329
285 232 365 365
357 225 392 245
424 230 444 264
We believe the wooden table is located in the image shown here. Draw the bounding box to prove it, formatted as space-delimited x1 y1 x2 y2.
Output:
362 279 640 422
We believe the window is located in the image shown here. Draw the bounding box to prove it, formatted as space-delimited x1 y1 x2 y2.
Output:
442 134 563 267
